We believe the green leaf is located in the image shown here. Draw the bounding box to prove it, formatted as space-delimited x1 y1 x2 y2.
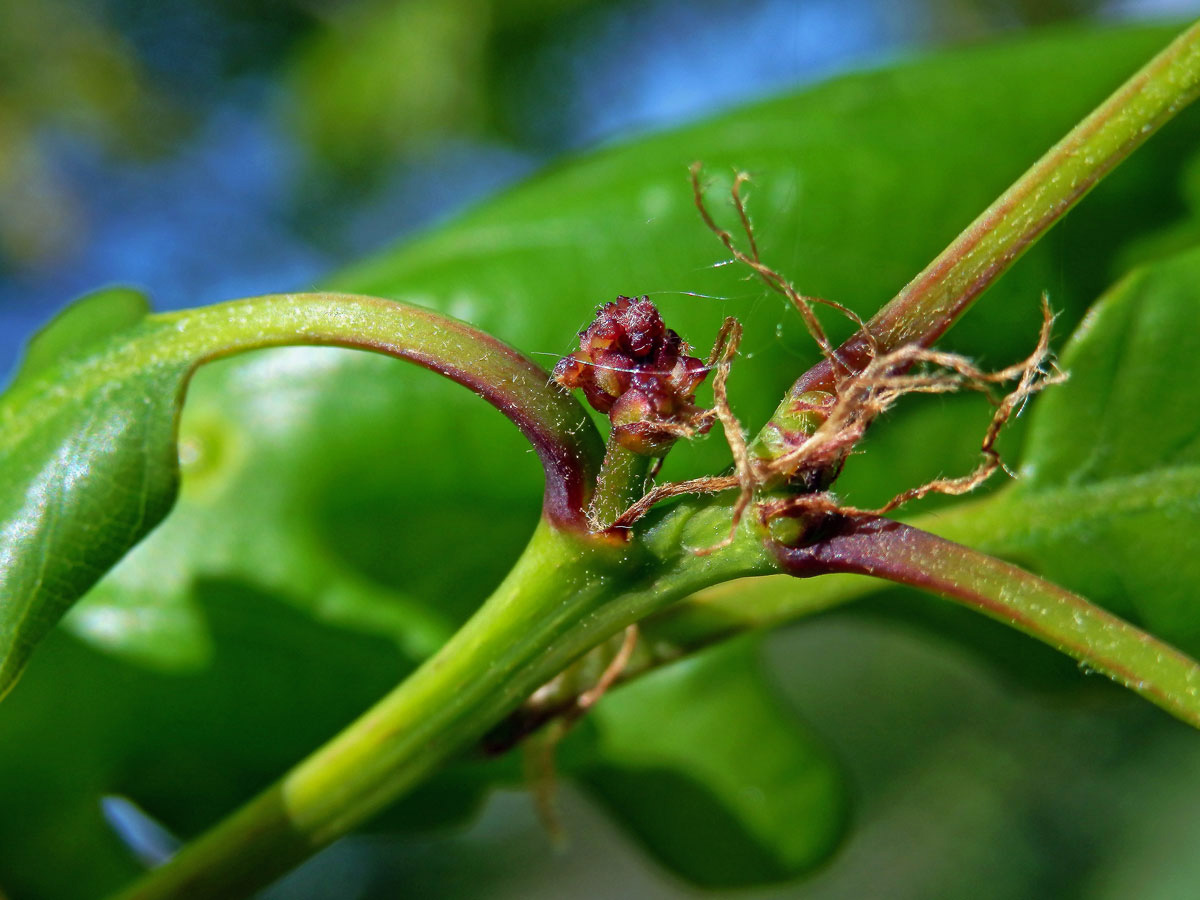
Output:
9 285 150 391
576 639 845 886
0 314 191 700
983 244 1200 653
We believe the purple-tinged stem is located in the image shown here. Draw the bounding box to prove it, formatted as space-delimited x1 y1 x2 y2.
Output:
161 292 605 531
795 18 1200 395
774 515 1200 728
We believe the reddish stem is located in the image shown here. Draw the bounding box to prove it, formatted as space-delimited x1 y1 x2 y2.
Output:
775 515 1200 729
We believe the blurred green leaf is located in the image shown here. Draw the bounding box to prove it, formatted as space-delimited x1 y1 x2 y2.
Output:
576 638 845 886
0 582 410 899
289 0 490 168
285 0 602 169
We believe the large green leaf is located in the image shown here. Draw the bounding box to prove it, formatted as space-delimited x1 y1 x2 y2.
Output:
4 23 1200 898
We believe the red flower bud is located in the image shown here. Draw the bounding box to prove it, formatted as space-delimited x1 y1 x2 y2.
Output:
553 296 711 456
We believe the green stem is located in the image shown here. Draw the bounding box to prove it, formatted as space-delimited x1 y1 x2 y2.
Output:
588 443 652 530
110 523 609 899
646 499 1001 646
790 17 1200 397
112 502 772 899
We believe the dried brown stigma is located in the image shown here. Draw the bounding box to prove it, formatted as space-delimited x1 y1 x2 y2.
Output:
601 170 1065 557
553 295 711 456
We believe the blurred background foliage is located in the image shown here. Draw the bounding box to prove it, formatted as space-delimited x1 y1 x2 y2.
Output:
5 1 1200 899
4 0 1192 371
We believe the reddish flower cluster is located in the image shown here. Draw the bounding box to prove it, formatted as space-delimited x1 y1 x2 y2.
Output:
553 296 710 456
